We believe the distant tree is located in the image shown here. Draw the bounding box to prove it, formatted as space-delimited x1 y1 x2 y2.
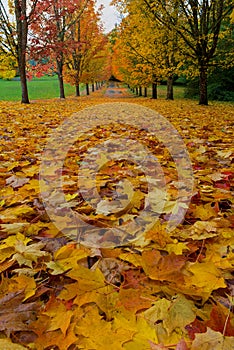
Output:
64 1 109 96
112 0 183 99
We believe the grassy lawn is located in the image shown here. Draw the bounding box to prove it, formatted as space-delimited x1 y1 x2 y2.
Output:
0 76 82 101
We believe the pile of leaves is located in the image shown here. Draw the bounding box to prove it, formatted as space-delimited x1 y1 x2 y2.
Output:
0 93 233 349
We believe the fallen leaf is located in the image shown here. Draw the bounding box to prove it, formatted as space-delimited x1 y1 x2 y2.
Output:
142 250 186 282
0 339 28 349
6 175 29 189
191 328 234 350
0 290 39 336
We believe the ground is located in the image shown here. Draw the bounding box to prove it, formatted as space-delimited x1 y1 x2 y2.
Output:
0 82 233 349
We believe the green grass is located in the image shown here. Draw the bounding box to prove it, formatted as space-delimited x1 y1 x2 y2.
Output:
0 76 82 101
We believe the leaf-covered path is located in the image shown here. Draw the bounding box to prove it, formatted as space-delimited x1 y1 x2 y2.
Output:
103 81 135 98
0 87 234 349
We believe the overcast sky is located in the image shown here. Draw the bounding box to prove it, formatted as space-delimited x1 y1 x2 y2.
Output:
1 0 119 33
96 0 120 33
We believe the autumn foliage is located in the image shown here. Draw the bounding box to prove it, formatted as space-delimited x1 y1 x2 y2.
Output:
111 0 234 104
0 87 234 349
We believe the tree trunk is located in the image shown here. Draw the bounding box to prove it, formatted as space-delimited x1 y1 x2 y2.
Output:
139 86 142 96
75 84 80 97
18 52 29 104
20 67 30 104
152 82 157 99
92 83 95 92
144 87 147 97
136 87 138 95
199 65 208 105
86 83 90 95
15 0 30 104
166 75 174 100
57 60 65 99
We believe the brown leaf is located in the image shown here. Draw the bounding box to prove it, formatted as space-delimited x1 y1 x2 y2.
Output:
118 288 153 312
206 303 234 336
6 175 29 189
0 290 39 336
141 250 186 282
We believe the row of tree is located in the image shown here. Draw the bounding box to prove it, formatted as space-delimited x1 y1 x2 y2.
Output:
0 0 111 103
111 0 234 105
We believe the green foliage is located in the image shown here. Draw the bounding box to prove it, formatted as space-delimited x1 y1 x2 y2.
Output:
208 67 234 101
185 67 234 102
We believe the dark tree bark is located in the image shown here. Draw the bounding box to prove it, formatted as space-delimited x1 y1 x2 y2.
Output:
56 59 65 99
166 75 174 100
14 0 30 103
139 86 142 96
152 82 157 99
75 84 80 97
199 64 208 105
144 87 147 97
72 20 82 98
86 83 90 95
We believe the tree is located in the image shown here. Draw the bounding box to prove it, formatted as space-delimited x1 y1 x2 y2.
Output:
64 1 110 96
142 0 233 105
0 0 38 103
112 0 183 99
31 0 89 99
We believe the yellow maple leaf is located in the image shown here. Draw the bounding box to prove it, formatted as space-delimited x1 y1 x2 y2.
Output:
44 300 73 335
12 275 37 300
193 204 217 221
114 312 158 349
77 305 135 350
12 241 47 268
49 244 90 273
66 264 106 291
183 262 226 301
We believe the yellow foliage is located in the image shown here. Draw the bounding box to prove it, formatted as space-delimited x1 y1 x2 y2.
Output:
0 52 17 80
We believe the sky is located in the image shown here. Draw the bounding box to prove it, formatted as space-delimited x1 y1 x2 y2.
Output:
1 0 120 33
96 0 120 33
